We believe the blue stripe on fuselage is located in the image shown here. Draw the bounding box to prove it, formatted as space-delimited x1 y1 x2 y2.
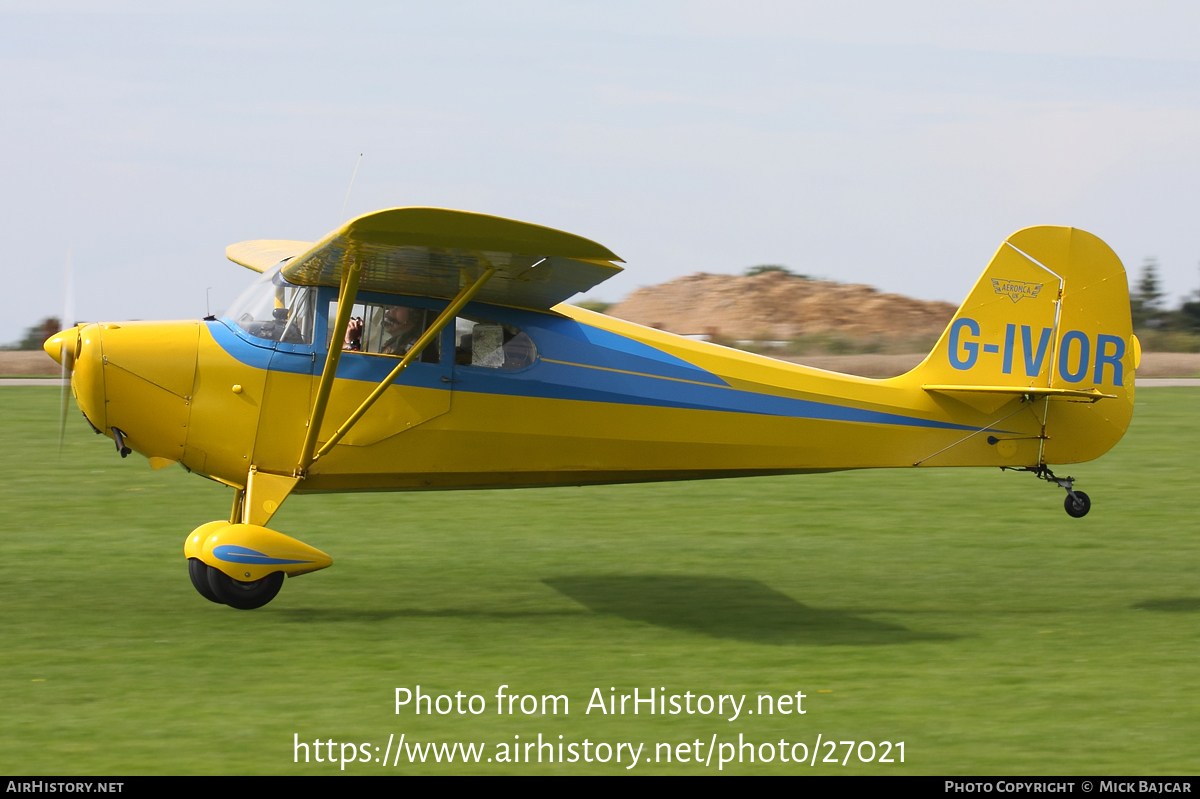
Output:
451 360 988 432
209 321 277 369
531 317 727 386
207 314 989 433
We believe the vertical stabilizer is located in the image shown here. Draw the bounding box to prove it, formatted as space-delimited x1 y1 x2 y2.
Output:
908 226 1136 465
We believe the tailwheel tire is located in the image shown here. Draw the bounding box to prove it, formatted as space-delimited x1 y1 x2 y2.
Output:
1064 491 1091 518
189 558 224 604
207 567 285 610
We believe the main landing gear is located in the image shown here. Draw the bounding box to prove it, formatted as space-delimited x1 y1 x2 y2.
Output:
1005 465 1091 517
188 558 285 610
183 520 332 610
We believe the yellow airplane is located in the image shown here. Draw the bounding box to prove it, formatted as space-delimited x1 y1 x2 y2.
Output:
43 208 1138 609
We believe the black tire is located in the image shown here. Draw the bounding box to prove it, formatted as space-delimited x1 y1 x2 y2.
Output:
188 558 224 604
207 567 285 610
1064 491 1091 518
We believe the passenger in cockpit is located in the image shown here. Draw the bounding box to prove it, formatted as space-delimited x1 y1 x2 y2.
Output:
343 316 364 351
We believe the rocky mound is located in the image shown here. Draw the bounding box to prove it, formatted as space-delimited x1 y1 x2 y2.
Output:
605 271 956 343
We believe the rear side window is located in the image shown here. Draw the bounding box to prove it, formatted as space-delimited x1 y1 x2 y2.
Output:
455 316 537 370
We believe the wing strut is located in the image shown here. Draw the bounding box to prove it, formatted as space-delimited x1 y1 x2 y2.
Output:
302 266 498 471
296 257 363 476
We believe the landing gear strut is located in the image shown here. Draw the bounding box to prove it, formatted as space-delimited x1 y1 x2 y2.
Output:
1006 465 1091 517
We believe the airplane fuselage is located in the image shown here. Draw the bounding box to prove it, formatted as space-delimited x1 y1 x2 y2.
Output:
69 287 1125 497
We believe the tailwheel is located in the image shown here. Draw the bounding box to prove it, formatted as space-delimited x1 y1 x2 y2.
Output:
1064 491 1091 518
188 558 223 604
1004 465 1093 518
206 567 285 610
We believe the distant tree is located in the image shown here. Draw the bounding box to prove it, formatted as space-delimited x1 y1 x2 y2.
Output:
3 317 60 350
743 264 807 279
1131 258 1166 329
1179 263 1200 332
573 300 612 314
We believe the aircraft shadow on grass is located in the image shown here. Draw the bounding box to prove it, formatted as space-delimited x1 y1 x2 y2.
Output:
543 575 958 646
277 608 584 622
1132 598 1200 612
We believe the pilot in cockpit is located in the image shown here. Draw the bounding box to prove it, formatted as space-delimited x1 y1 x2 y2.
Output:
380 306 420 355
342 304 437 361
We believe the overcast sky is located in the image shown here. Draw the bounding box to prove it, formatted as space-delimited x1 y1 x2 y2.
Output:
3 1 1199 344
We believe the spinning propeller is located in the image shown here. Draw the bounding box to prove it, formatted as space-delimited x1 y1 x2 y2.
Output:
44 253 77 453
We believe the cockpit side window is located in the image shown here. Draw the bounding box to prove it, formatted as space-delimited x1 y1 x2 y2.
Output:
224 264 316 345
327 300 441 364
279 288 316 345
455 316 537 369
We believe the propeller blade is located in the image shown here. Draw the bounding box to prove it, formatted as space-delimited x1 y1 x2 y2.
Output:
58 251 74 455
58 346 70 453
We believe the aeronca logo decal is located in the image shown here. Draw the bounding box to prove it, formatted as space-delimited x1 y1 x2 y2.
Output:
991 278 1042 303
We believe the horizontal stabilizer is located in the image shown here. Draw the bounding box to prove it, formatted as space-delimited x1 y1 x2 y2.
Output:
923 385 1117 402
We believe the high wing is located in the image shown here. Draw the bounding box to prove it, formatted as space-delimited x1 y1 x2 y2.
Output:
231 207 624 311
226 240 315 273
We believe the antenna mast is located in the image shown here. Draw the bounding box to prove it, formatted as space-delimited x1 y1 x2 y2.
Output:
339 153 363 225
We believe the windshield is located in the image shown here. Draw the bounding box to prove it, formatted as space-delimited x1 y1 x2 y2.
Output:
224 263 316 345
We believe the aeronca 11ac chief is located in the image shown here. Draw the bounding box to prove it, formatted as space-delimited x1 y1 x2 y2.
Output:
44 208 1138 609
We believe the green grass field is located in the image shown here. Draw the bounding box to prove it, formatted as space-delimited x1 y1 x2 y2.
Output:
1 387 1197 775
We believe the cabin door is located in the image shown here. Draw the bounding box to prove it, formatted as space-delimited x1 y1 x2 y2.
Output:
251 349 317 469
317 297 453 448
